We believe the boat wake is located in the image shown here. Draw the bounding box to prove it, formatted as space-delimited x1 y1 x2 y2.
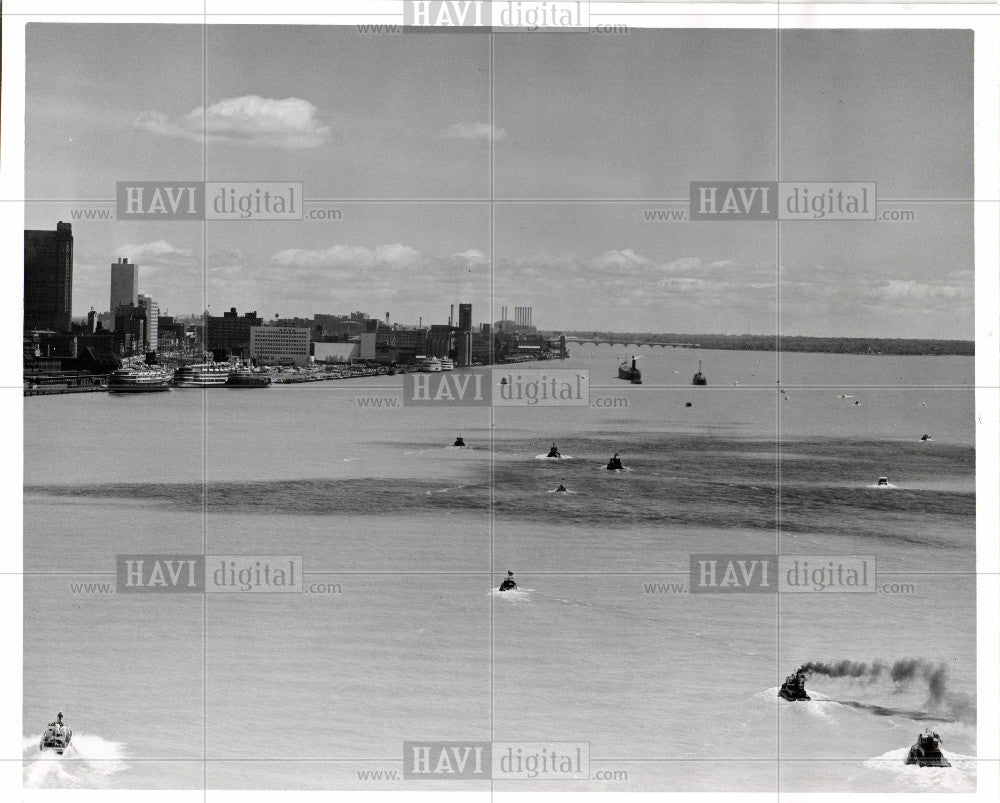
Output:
863 748 976 791
534 454 572 460
23 733 128 788
490 587 534 602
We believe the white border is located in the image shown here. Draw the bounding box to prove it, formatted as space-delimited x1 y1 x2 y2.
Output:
2 3 997 803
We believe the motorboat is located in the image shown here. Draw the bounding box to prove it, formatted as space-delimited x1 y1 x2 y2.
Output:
546 442 562 459
606 453 624 471
778 669 810 701
39 715 72 754
619 356 641 384
905 731 951 768
498 572 517 592
692 360 707 386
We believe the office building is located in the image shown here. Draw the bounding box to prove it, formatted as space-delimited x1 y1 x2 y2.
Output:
207 307 263 357
250 326 311 367
24 221 73 331
110 257 139 326
138 294 158 352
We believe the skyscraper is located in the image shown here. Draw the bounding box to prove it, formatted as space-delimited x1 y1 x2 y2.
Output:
110 257 139 327
138 293 158 352
458 303 473 331
24 221 73 331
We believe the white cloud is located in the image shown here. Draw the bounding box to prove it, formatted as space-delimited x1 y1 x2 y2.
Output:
441 122 507 141
134 95 330 149
271 244 425 273
450 249 489 269
115 240 193 262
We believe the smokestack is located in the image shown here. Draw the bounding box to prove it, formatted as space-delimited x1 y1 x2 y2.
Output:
385 312 390 324
449 304 454 327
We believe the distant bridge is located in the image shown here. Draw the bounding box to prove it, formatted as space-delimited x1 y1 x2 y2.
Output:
559 337 701 349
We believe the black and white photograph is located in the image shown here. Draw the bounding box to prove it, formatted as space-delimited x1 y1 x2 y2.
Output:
3 1 999 798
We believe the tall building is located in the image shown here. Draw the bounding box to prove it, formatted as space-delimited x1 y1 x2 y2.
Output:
114 305 146 356
250 326 311 367
110 257 139 327
206 307 263 357
24 221 73 331
458 303 473 332
138 294 158 352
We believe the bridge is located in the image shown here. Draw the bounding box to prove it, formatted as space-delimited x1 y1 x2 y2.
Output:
557 336 701 349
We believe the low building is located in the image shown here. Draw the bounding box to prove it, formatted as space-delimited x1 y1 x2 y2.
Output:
313 341 359 363
250 326 310 367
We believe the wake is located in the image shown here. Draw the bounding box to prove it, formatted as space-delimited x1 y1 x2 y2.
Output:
23 733 128 788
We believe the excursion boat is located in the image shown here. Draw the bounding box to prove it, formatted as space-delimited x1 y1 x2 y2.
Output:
439 357 455 371
415 356 443 372
108 365 171 393
619 356 641 384
692 360 708 386
225 367 271 388
173 362 232 387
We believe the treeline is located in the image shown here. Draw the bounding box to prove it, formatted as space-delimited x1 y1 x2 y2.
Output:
563 332 974 356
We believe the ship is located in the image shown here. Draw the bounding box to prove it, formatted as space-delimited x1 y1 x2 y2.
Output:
692 360 707 386
905 731 951 768
173 362 232 387
108 364 171 393
439 357 455 371
225 367 271 388
415 356 443 372
618 356 642 384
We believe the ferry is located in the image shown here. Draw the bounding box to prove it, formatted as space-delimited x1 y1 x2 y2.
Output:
173 362 232 387
225 367 271 388
439 357 455 371
415 356 443 372
692 360 707 386
108 364 171 393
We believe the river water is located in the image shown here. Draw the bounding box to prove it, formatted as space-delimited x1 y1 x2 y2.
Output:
23 347 977 791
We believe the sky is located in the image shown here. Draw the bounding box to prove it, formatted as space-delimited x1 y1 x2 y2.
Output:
24 25 973 338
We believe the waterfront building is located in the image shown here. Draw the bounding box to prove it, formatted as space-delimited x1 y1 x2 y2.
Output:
114 305 146 356
207 307 262 357
314 342 360 363
109 257 138 326
24 221 73 332
250 325 311 367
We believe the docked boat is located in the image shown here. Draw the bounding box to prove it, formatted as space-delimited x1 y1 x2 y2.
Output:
415 356 442 372
619 356 642 384
225 367 271 388
173 362 232 387
108 365 171 393
39 714 72 754
439 357 455 371
692 360 707 386
905 731 951 767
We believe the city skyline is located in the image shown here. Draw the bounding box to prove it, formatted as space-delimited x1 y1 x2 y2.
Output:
25 25 974 339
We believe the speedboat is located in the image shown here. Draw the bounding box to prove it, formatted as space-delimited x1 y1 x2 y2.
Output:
546 443 562 459
453 435 466 447
778 669 810 701
877 476 889 486
606 453 624 471
499 572 517 592
39 719 72 754
905 731 951 767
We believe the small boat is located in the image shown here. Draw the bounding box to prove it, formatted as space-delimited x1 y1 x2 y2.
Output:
920 434 931 442
546 442 562 459
108 364 171 393
225 367 271 388
606 453 624 471
905 731 951 768
39 715 72 755
778 669 810 701
877 476 889 486
692 361 707 386
453 435 466 447
555 484 568 493
498 571 517 592
618 356 642 384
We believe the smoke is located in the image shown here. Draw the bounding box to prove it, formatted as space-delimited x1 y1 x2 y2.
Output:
796 659 974 721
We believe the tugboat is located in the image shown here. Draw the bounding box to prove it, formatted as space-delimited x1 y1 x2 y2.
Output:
778 668 810 701
39 712 72 755
555 483 568 493
546 442 562 459
618 356 642 384
692 360 707 386
606 452 624 471
453 435 466 447
905 731 951 767
498 571 517 592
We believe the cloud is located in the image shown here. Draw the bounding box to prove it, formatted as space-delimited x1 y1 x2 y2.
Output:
134 95 330 149
271 244 426 275
449 249 489 269
115 240 193 262
441 122 507 141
